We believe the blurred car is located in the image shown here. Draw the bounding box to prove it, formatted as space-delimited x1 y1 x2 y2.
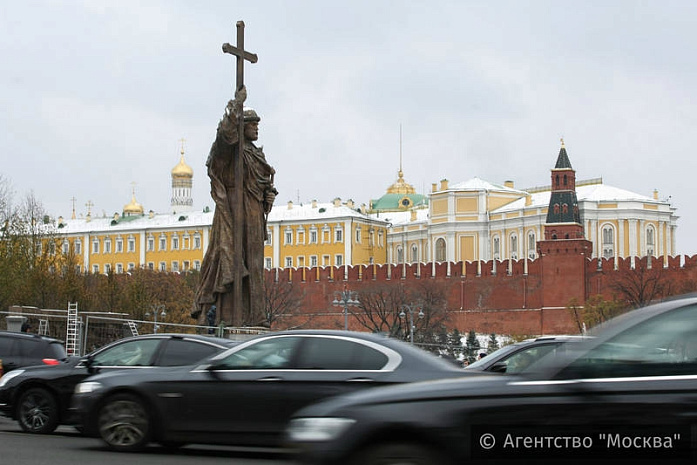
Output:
0 333 237 434
0 331 68 374
71 330 478 451
286 296 697 465
464 335 587 374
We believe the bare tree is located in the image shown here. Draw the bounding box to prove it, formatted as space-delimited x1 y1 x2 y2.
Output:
610 261 674 308
264 272 305 329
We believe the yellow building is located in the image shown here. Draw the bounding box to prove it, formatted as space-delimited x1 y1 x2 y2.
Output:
46 148 388 273
383 142 677 266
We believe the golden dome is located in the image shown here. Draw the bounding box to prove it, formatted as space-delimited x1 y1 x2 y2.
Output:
386 170 416 195
123 189 144 215
171 148 193 178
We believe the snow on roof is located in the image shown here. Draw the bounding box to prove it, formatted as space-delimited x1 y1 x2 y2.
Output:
493 182 659 213
369 208 429 226
449 177 526 194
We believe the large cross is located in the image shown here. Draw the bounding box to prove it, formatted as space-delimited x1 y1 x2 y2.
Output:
222 21 258 326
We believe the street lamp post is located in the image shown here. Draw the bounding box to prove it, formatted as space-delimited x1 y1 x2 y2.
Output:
399 303 424 344
332 285 359 331
145 304 166 334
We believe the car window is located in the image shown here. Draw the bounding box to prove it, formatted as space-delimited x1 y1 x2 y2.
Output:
296 337 389 370
558 304 697 379
214 337 301 369
0 336 15 354
92 339 161 367
501 344 561 374
158 339 222 366
45 341 67 359
17 338 44 357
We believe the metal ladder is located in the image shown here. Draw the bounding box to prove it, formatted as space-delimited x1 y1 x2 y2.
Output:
66 302 80 356
126 320 139 336
38 319 49 335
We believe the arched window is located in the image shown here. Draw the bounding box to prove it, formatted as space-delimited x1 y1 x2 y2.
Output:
510 234 518 260
493 236 500 260
396 245 404 263
435 238 446 262
410 244 418 263
646 225 655 257
602 225 615 259
528 232 536 259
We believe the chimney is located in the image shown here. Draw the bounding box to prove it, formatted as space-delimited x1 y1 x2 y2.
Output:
440 179 449 191
287 200 294 210
504 180 514 189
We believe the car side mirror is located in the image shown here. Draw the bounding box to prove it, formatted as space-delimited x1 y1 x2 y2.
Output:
489 362 508 373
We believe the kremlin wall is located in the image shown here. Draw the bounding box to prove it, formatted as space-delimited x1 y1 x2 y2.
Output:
269 252 697 336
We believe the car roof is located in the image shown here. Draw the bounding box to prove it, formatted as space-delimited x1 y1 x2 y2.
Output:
0 330 64 344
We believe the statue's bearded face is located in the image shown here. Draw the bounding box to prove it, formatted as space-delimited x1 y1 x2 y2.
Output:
244 122 259 141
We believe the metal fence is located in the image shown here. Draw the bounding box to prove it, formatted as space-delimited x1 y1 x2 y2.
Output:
1 309 269 357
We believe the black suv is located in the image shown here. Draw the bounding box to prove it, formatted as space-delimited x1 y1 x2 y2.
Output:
0 333 238 434
0 331 68 374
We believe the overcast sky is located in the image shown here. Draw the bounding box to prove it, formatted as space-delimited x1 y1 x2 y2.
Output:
2 1 696 255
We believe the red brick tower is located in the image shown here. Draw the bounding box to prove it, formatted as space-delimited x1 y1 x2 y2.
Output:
538 140 593 313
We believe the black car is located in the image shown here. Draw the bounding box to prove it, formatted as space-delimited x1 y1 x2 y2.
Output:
287 296 697 464
0 333 237 434
70 330 474 451
464 335 587 374
0 331 68 374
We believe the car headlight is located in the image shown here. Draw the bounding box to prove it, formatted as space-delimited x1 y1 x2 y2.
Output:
0 370 25 388
74 381 103 394
287 417 356 442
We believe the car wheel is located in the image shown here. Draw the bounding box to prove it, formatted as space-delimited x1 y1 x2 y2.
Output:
97 394 151 452
351 442 445 465
17 387 59 434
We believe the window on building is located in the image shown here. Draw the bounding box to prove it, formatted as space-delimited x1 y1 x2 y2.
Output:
48 241 56 256
159 262 166 272
183 234 190 250
379 230 384 247
116 263 123 274
62 240 69 255
493 236 500 260
172 236 179 250
310 229 318 244
335 254 344 266
510 234 518 260
369 229 375 246
127 236 135 253
147 262 154 270
355 227 361 243
183 261 190 272
194 260 201 271
172 261 179 272
104 239 111 254
159 236 166 251
194 234 201 249
602 225 615 259
297 228 305 245
116 237 123 253
128 263 135 271
92 264 99 274
396 245 404 263
435 238 446 262
647 225 656 257
310 255 318 267
147 236 154 252
265 229 272 246
528 232 536 259
75 265 81 274
285 230 293 245
265 258 272 269
411 244 418 263
104 264 111 274
285 256 293 268
335 227 343 243
75 240 82 255
322 225 330 243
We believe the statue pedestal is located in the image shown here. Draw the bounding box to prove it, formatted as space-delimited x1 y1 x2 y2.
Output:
6 315 27 332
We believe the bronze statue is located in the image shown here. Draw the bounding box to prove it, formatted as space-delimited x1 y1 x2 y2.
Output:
193 86 277 327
